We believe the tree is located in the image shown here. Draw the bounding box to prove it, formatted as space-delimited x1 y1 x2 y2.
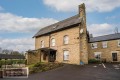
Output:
0 47 2 53
11 51 21 55
114 27 119 34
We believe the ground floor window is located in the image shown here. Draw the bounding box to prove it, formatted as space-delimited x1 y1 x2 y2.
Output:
94 52 101 60
63 50 69 61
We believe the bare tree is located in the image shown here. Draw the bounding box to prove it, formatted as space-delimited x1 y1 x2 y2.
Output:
0 47 2 53
114 27 119 34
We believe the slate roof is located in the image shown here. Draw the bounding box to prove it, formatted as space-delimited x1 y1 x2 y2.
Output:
0 54 25 59
89 33 120 43
33 14 81 37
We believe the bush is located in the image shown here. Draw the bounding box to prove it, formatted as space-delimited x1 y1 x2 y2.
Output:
34 62 42 67
29 62 63 74
88 59 101 63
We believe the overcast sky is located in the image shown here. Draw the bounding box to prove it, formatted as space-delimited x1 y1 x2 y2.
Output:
0 0 120 52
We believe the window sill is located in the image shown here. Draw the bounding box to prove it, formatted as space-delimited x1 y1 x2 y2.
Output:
63 60 69 61
91 48 97 49
63 44 69 45
117 46 120 47
51 46 55 47
102 47 107 49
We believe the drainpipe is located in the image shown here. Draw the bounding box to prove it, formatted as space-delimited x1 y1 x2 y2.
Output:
48 34 51 62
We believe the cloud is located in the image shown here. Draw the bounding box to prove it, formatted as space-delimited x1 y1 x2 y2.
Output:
106 15 120 20
0 10 58 52
43 0 120 12
0 13 58 33
0 38 34 52
88 23 115 37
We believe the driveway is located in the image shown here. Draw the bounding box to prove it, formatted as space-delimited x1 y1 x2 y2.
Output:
1 63 120 80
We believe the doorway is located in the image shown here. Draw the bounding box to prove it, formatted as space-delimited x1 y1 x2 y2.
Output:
49 51 56 62
112 53 117 61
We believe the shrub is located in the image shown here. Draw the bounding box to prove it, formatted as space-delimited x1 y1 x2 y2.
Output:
88 59 101 63
29 62 63 74
34 62 42 67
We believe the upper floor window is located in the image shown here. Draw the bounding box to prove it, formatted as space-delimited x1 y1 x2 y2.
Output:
102 41 107 48
91 43 97 49
63 35 69 44
118 40 120 46
41 40 44 48
51 38 55 46
63 50 69 61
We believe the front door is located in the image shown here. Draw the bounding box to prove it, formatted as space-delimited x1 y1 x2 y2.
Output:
112 53 117 61
49 51 56 62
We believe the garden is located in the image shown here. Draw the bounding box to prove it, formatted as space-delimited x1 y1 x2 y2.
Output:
28 62 63 74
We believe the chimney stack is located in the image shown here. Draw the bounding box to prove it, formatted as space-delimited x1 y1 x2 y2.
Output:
79 3 86 23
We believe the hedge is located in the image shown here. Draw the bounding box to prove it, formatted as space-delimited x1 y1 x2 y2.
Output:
0 60 26 68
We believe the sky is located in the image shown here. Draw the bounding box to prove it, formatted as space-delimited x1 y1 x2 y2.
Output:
0 0 120 52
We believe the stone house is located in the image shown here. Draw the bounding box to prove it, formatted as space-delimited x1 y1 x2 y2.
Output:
89 33 120 62
26 3 120 65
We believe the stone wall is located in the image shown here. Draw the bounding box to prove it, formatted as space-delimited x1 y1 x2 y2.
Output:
26 50 41 64
35 36 49 50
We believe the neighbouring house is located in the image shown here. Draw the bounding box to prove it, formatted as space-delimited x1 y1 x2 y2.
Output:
89 33 120 63
26 3 120 65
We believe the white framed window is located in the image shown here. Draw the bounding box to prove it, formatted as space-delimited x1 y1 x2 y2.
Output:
41 40 44 48
51 38 55 46
91 43 97 49
63 35 69 44
94 52 101 60
63 50 69 61
118 40 120 46
102 41 107 48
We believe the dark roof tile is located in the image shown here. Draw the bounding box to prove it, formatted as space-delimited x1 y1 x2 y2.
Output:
89 33 120 42
33 14 81 37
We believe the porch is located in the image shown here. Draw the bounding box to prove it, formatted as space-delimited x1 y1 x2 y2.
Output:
26 47 56 65
40 47 56 62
